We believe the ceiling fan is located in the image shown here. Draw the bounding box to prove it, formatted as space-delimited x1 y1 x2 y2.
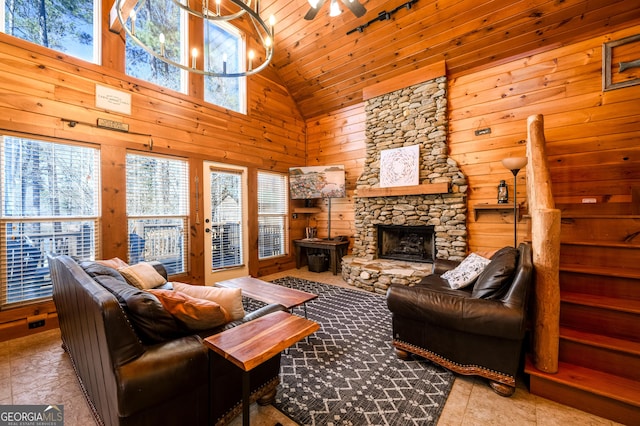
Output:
304 0 367 20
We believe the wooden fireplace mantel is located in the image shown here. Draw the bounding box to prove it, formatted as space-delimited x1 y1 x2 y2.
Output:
356 182 449 198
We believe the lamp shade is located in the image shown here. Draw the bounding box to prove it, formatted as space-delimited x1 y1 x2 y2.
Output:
501 157 528 171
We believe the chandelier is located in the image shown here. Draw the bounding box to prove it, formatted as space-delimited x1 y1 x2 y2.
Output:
115 0 275 78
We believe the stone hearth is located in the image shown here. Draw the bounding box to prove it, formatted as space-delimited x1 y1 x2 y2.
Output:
342 74 468 294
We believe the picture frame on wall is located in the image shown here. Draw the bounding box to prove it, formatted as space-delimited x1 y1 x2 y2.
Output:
603 33 640 91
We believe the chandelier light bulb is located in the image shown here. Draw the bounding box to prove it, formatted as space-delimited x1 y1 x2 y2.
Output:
265 36 272 48
329 0 341 17
159 33 165 56
191 48 198 69
308 0 319 8
129 9 136 35
248 49 255 71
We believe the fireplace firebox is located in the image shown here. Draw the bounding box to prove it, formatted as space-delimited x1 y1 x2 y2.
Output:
376 225 436 263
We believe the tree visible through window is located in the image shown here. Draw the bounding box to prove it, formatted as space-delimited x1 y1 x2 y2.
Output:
0 136 100 307
126 152 189 275
1 0 99 63
204 20 245 113
125 0 184 92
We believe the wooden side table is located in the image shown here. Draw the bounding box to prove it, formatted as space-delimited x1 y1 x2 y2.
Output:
216 276 317 317
293 238 349 275
204 311 319 426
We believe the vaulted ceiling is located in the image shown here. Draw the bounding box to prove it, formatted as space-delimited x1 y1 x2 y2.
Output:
260 0 640 119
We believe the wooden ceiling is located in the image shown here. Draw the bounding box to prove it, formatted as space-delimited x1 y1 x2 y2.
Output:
260 0 640 119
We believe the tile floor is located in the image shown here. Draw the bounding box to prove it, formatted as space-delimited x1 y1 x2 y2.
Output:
0 267 620 426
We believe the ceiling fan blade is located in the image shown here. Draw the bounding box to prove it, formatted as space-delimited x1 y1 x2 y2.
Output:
340 0 366 17
304 0 326 20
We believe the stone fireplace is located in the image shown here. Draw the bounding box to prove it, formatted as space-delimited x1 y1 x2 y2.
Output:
342 73 468 294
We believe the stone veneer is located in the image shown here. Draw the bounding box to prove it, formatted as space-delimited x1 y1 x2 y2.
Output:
342 75 468 294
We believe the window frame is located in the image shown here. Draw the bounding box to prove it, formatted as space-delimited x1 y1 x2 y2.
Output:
125 151 189 275
0 134 101 308
203 18 247 114
257 170 288 260
0 0 102 65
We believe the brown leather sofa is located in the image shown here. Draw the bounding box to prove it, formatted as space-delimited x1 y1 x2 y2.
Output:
49 254 285 426
386 242 533 396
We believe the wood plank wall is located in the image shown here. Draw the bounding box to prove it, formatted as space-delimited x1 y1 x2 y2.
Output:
305 23 640 255
303 103 366 245
0 31 305 334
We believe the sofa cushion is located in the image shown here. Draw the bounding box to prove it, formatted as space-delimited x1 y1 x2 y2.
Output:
173 282 245 321
148 289 230 331
119 262 167 289
93 275 184 344
80 260 127 282
471 247 518 299
96 257 129 270
441 253 491 289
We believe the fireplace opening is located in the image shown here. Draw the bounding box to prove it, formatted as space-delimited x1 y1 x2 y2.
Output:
377 225 436 263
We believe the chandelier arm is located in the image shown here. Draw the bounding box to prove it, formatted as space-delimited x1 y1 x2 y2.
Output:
169 0 251 22
115 0 273 78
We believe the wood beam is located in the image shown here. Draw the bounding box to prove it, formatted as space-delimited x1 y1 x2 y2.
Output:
526 114 561 374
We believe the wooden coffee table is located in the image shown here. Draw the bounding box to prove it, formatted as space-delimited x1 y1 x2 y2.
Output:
204 310 319 426
216 276 318 317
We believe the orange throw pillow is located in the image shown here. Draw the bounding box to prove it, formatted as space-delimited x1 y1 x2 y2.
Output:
148 289 229 330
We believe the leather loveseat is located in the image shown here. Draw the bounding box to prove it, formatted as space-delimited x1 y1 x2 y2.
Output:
49 254 285 426
386 242 533 396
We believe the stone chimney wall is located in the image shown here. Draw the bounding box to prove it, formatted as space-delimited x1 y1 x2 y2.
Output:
353 75 468 261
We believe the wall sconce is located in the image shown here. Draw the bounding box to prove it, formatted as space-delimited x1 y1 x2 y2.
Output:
501 157 528 247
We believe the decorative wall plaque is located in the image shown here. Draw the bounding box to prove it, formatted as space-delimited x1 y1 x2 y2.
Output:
380 145 419 188
603 34 640 91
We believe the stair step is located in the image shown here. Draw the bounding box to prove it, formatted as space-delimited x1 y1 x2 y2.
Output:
560 327 640 380
561 327 640 356
560 242 640 270
526 358 640 424
560 263 640 279
560 293 640 341
526 359 640 407
560 269 640 300
562 292 640 315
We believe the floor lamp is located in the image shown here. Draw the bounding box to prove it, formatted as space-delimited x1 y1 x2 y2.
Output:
501 157 528 247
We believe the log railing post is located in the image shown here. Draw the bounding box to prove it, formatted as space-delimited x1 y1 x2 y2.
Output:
526 114 560 373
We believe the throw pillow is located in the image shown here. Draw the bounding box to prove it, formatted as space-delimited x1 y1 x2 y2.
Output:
119 262 167 290
472 246 518 299
96 257 129 270
80 261 126 282
94 274 183 344
441 252 491 289
173 282 245 321
148 289 230 331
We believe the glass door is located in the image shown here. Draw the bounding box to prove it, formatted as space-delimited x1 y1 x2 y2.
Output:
203 162 248 284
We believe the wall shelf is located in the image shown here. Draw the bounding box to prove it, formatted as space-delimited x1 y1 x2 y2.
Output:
293 207 321 214
473 203 522 221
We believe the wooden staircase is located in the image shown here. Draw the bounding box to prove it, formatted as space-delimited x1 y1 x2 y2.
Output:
526 210 640 424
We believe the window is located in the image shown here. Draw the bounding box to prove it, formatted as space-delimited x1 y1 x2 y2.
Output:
0 136 100 307
126 153 188 274
209 168 243 269
257 171 287 259
125 0 185 93
1 0 100 64
204 20 245 113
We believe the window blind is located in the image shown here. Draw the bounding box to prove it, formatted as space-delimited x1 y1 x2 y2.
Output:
257 171 288 259
126 152 189 274
1 136 100 307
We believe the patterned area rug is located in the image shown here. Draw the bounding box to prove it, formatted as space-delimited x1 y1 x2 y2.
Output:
259 277 454 426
